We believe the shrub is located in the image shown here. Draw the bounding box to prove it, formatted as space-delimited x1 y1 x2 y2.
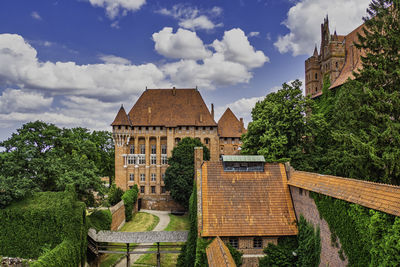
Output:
121 185 138 222
87 209 112 231
108 184 124 206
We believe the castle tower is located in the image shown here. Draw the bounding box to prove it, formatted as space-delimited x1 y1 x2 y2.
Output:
305 45 322 96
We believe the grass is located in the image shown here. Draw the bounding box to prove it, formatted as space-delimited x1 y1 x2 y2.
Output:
100 212 160 267
134 214 189 267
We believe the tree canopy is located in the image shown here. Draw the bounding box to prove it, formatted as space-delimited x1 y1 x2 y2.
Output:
164 137 209 209
0 121 114 207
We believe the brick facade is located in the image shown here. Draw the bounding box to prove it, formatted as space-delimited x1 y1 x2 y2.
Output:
289 186 348 267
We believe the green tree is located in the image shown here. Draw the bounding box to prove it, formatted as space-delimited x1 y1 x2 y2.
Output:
241 80 310 166
164 137 209 209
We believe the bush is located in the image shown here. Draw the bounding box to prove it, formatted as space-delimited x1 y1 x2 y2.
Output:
87 209 112 231
108 184 124 206
226 243 243 266
121 185 138 222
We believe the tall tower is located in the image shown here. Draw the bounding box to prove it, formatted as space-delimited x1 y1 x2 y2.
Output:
305 45 321 96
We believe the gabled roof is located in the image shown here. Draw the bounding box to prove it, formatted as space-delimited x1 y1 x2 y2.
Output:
217 108 245 138
330 23 365 89
206 237 237 267
287 171 400 217
128 88 217 127
111 105 131 126
199 162 298 237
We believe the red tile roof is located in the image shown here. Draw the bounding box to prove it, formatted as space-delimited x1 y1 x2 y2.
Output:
127 88 217 127
200 162 298 237
287 171 400 217
217 108 246 138
111 105 131 126
206 237 237 267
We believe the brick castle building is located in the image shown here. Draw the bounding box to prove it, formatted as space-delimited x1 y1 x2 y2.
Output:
305 16 365 98
111 88 246 210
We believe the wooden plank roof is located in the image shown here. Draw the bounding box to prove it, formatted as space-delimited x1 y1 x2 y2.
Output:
217 108 246 137
200 162 298 237
127 88 217 127
206 237 237 267
88 229 188 243
287 171 400 217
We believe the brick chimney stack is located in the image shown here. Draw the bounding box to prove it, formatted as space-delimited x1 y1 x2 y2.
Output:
211 103 214 119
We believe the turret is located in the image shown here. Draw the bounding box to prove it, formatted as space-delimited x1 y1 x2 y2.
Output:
111 105 132 147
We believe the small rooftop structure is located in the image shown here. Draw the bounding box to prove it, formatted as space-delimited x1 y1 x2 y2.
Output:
222 155 265 172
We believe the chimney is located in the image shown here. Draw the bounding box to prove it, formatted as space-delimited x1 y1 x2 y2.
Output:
211 103 214 119
172 87 176 96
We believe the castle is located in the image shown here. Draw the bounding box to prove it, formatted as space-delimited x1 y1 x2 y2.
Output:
111 88 245 210
305 16 365 98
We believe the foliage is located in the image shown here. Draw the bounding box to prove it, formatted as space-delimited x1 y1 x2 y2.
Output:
0 121 114 207
0 187 86 266
259 216 320 267
177 184 198 267
164 137 209 209
87 209 112 231
108 184 124 206
194 238 212 267
241 80 311 166
226 243 243 267
121 185 139 221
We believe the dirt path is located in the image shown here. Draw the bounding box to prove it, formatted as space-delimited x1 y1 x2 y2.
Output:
115 210 170 267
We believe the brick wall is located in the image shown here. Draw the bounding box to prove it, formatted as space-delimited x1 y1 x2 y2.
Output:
110 200 125 231
289 186 348 266
140 195 183 211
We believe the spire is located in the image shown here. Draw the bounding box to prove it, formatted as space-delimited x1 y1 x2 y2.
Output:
111 105 131 126
313 45 318 56
333 29 338 40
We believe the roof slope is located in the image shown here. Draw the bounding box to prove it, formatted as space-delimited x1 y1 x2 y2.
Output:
128 88 217 127
200 162 298 237
111 105 131 126
287 171 400 217
330 24 365 89
217 108 245 137
206 237 237 267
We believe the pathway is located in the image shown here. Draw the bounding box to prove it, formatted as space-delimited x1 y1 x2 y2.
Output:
115 210 170 267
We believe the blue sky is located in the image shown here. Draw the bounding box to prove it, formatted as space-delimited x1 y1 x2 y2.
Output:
0 0 370 141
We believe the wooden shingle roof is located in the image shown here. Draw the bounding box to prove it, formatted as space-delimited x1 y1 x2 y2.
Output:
287 171 400 217
128 88 217 127
200 162 298 237
111 105 131 126
217 108 246 138
206 237 237 267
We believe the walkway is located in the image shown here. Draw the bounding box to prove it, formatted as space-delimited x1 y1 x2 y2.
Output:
115 210 170 267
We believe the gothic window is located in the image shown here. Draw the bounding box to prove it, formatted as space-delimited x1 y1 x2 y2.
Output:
140 144 145 154
161 144 167 154
315 73 318 80
150 155 156 165
161 186 166 194
205 138 210 145
140 186 145 194
151 186 156 194
161 155 168 165
151 145 156 154
140 173 145 182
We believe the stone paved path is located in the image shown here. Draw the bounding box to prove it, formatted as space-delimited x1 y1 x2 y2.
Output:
115 210 170 267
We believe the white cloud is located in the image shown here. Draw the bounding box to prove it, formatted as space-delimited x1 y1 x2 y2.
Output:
110 21 120 29
213 28 269 68
152 27 212 60
31 11 42 20
0 89 53 114
88 0 146 19
248 31 260 37
157 4 223 31
98 54 131 65
275 0 370 56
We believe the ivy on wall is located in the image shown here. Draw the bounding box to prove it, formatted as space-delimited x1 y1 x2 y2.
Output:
122 184 139 222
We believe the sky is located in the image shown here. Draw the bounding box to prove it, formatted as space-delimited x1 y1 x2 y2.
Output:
0 0 371 141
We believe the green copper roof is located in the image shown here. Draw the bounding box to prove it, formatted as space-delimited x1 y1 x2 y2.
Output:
222 155 265 162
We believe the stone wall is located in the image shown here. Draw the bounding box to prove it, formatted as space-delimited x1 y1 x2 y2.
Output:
140 195 183 211
110 200 125 231
289 186 348 267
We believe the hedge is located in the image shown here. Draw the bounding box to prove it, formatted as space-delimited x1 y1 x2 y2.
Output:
87 209 112 231
0 185 86 266
121 185 138 222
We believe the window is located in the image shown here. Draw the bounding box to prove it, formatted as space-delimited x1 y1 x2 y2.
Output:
151 186 156 194
140 186 145 194
162 173 165 181
336 61 339 68
220 146 224 152
151 155 156 165
129 186 133 189
205 138 209 145
161 155 168 165
229 238 239 249
151 173 156 182
253 237 262 248
140 144 145 154
130 145 135 154
151 145 156 154
140 173 145 182
315 73 318 79
129 173 134 181
161 144 167 154
299 188 303 195
138 155 145 164
127 155 135 165
231 139 235 144
161 186 166 194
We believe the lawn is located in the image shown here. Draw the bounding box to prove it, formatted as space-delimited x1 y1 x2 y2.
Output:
100 212 160 267
134 214 189 267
